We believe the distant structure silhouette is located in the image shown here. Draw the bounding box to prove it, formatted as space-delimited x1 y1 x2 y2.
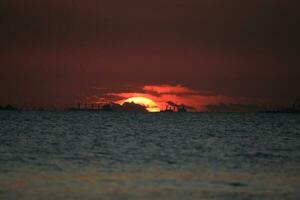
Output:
69 101 147 112
69 100 193 112
177 105 187 112
261 99 300 113
292 99 300 110
161 105 175 112
206 103 260 113
69 102 103 111
101 104 113 111
161 101 189 112
0 104 17 111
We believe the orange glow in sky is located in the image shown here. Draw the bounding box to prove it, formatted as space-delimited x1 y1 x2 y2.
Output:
95 84 259 112
122 96 160 112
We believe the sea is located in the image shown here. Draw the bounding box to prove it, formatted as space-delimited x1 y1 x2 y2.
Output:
0 111 299 200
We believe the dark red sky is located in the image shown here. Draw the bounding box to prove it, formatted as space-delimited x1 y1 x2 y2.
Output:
1 0 299 108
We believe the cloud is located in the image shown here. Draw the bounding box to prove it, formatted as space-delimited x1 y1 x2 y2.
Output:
96 84 259 112
111 102 148 112
143 84 198 95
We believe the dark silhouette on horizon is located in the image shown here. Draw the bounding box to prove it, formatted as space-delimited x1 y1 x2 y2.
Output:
161 101 195 112
205 100 300 113
3 99 300 113
70 101 191 113
261 99 300 113
69 102 148 112
0 104 17 111
205 103 261 113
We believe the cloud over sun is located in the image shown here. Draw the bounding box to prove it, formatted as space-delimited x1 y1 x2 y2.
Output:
97 84 253 112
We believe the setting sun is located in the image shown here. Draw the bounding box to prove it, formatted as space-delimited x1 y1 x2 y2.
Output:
123 96 160 112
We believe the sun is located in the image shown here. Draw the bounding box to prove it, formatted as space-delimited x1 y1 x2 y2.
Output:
122 96 160 112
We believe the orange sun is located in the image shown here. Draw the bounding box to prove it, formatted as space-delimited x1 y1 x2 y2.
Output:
122 96 160 112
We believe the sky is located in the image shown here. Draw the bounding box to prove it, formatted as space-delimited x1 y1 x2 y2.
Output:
0 0 299 110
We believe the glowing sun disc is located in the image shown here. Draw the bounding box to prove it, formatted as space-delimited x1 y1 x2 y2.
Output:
123 96 160 112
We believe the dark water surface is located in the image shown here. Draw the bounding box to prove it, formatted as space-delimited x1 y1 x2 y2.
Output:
0 111 300 199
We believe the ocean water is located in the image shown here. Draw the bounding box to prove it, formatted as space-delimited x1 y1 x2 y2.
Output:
0 111 300 200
